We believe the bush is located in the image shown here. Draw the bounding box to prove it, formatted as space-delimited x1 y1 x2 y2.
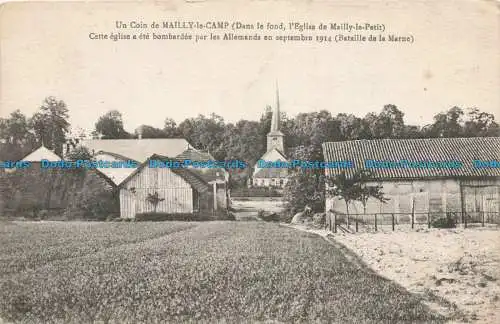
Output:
313 213 326 226
279 211 294 223
135 213 198 222
431 215 456 228
231 187 282 198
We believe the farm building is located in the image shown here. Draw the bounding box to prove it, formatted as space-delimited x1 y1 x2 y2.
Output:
70 137 230 219
74 138 194 185
322 137 500 222
0 145 118 219
118 154 228 219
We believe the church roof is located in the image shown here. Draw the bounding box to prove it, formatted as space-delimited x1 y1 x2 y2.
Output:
253 167 289 179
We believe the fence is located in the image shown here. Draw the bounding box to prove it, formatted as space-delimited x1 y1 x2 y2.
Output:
325 211 500 233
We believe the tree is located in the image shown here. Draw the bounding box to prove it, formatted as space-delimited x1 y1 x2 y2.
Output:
95 110 130 139
146 191 165 213
462 108 500 137
0 110 37 160
65 145 92 161
283 170 325 217
282 145 326 216
163 118 180 137
355 170 389 214
31 97 71 156
428 107 464 138
135 125 166 138
326 169 388 227
178 114 226 159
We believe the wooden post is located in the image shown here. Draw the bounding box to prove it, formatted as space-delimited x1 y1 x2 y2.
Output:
460 181 465 224
374 213 377 232
428 212 431 228
482 211 485 227
392 213 395 231
411 196 415 229
213 182 217 215
355 217 358 232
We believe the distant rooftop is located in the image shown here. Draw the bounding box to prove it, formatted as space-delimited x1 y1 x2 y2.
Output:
80 138 192 163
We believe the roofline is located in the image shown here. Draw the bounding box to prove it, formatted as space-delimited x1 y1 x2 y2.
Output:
323 172 500 182
322 136 500 146
94 150 140 163
153 154 212 187
92 168 120 188
118 154 211 190
22 144 64 161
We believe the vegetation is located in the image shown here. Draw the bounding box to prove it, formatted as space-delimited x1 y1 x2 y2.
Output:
0 96 498 220
432 214 457 228
326 170 388 227
0 222 445 323
145 191 165 213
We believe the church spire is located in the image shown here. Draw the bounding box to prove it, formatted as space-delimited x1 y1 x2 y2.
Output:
271 80 280 132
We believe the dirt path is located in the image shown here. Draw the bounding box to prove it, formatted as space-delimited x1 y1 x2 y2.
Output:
230 197 285 221
285 223 500 324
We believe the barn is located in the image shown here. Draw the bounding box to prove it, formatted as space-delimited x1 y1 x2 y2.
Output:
0 145 118 219
76 138 193 185
322 137 500 223
118 154 228 219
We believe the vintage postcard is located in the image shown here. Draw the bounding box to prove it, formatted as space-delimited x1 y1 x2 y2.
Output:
0 0 499 323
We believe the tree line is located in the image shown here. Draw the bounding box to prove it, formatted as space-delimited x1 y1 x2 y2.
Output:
1 97 498 187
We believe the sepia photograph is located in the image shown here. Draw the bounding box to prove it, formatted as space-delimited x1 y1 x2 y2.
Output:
0 0 499 323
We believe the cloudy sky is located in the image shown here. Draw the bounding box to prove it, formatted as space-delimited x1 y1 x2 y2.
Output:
1 0 498 133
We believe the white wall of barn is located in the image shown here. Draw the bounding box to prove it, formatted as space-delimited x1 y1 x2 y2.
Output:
119 167 193 218
326 178 500 217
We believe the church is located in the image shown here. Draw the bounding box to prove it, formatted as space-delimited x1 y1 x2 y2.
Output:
250 86 289 188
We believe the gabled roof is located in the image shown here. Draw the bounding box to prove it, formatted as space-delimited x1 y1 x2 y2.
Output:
175 148 214 161
22 145 62 162
260 147 287 161
119 154 211 193
92 151 138 185
175 148 227 183
322 137 500 180
80 138 191 163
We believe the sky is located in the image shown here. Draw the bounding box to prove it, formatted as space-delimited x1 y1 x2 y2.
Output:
0 0 498 133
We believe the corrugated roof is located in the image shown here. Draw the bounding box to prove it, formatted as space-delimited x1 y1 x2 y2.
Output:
22 145 62 162
80 139 191 163
322 137 500 179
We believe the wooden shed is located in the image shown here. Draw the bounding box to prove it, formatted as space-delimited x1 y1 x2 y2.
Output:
118 154 224 219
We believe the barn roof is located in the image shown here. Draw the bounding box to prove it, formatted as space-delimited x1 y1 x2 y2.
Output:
80 138 192 163
92 151 139 185
175 148 227 183
21 145 62 162
118 154 211 193
322 137 500 180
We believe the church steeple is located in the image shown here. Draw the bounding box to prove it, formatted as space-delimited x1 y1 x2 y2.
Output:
266 81 285 153
271 81 280 132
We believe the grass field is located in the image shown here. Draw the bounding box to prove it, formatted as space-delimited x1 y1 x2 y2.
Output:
0 221 446 323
